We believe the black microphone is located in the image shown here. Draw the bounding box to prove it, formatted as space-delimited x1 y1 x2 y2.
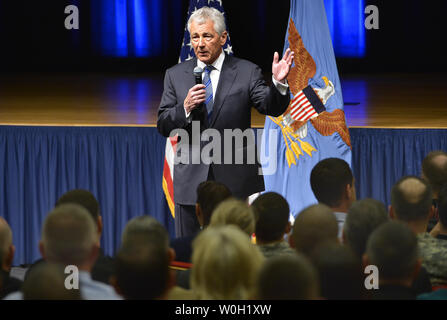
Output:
193 66 203 85
192 67 204 119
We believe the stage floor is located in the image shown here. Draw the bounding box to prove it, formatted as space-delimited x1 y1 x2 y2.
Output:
0 73 446 128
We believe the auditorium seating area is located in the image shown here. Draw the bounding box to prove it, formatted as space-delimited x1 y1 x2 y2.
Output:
1 150 447 300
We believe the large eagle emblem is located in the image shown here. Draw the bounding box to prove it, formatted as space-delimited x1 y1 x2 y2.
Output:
269 19 351 167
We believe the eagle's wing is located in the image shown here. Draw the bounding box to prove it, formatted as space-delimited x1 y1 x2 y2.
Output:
282 18 317 131
287 19 316 96
310 109 352 148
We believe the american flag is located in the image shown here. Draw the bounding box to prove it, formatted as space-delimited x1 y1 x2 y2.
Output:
163 0 233 218
289 85 327 122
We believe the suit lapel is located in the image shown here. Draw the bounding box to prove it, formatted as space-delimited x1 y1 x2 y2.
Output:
210 55 237 127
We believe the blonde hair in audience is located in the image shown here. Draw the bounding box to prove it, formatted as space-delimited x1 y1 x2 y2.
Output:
209 199 255 236
191 225 264 300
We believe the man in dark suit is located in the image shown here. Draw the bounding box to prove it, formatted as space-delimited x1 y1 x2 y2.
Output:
157 7 294 237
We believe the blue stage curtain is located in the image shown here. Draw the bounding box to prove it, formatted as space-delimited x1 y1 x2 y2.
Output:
350 128 447 207
0 126 174 266
90 0 183 57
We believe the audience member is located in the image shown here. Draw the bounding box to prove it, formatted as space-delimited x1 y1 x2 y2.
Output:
5 204 121 300
22 262 81 300
56 189 114 284
365 221 421 300
171 181 231 263
310 158 356 239
209 199 255 237
0 217 21 299
430 184 447 239
251 192 295 258
343 199 388 257
191 225 264 299
422 151 447 232
289 204 338 258
256 254 319 300
390 176 447 286
311 242 364 300
344 198 431 296
112 215 177 300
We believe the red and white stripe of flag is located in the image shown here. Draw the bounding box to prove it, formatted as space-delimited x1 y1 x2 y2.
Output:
289 91 318 122
162 136 178 218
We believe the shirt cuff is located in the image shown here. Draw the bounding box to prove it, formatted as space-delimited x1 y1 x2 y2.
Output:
185 107 191 119
272 76 289 96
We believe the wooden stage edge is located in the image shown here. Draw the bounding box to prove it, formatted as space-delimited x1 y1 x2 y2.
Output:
0 73 446 129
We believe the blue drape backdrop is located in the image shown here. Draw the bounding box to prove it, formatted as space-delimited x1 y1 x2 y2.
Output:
0 126 174 266
1 126 446 265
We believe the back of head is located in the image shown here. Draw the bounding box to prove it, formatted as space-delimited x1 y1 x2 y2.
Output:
196 181 232 227
115 242 169 300
366 221 419 280
344 199 389 257
41 204 97 266
116 216 171 299
210 199 255 236
252 192 290 243
391 176 433 222
0 217 13 268
310 158 353 207
291 204 338 257
191 225 264 300
257 254 319 300
56 189 100 222
421 151 447 196
121 215 169 250
311 242 364 300
22 262 81 300
438 184 447 227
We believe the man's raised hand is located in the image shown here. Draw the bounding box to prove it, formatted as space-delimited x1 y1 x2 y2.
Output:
272 48 295 83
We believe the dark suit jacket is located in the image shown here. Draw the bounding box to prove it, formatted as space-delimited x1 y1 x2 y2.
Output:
157 54 290 205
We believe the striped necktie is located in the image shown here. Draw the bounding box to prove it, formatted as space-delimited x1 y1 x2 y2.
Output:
203 65 214 121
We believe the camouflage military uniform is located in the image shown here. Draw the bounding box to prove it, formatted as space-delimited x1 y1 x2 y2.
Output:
417 233 447 286
258 241 296 259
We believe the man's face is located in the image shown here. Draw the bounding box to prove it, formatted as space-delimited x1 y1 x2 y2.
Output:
190 19 227 65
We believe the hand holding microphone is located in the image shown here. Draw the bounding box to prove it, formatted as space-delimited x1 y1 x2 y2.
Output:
184 67 206 114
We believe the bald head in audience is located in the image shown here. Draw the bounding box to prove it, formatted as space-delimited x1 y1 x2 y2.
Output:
0 218 15 272
289 204 339 257
390 176 433 234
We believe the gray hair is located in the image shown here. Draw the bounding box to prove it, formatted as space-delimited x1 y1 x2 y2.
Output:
121 216 169 250
187 7 226 35
41 204 97 266
344 199 389 257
